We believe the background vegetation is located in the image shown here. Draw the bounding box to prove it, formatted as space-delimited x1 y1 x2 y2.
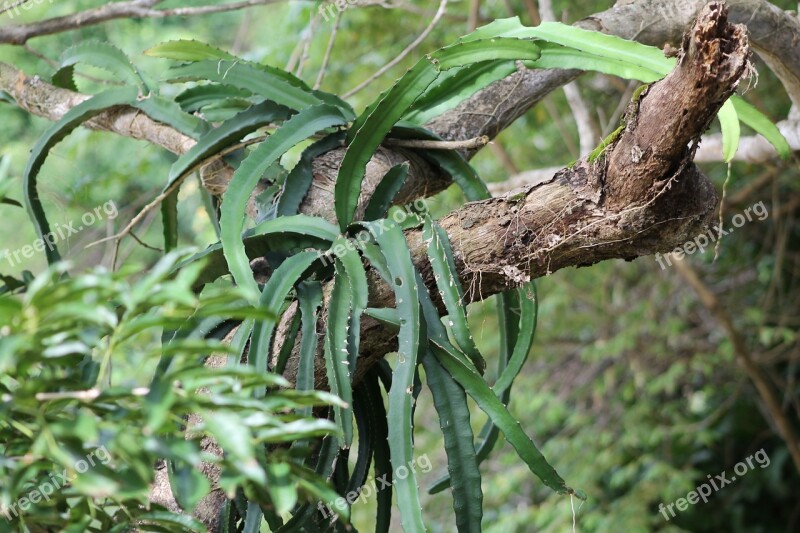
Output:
1 0 798 531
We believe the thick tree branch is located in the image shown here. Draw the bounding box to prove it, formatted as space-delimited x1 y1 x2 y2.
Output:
281 2 749 391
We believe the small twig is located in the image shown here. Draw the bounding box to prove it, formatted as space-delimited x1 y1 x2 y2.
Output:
0 0 287 45
673 259 800 475
342 0 448 98
467 0 480 32
384 135 489 150
129 230 163 252
0 0 29 16
85 135 269 264
36 388 150 401
314 9 342 90
295 10 321 79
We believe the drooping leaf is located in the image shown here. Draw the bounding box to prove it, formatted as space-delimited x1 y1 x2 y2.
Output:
249 251 319 398
276 131 345 217
336 60 439 229
54 40 147 92
422 350 482 532
168 60 323 111
219 104 347 300
429 339 574 497
731 95 792 159
363 163 410 221
428 38 541 71
360 219 425 532
323 257 354 448
24 87 139 265
423 215 485 372
718 99 740 163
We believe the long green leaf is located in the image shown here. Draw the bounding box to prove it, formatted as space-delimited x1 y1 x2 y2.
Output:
363 369 393 533
718 99 740 163
55 40 146 91
335 236 368 371
249 251 319 398
145 39 236 61
430 340 574 496
731 95 791 159
220 104 347 300
176 84 253 112
168 60 323 111
429 38 541 71
404 60 517 124
423 215 485 372
422 350 482 532
336 61 439 229
23 87 139 265
296 281 323 417
276 131 345 217
133 94 210 139
164 101 291 193
363 163 409 221
324 259 354 447
362 219 425 532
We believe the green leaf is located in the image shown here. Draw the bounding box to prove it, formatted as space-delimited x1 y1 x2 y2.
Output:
168 60 323 111
145 39 236 61
422 350 482 532
337 60 439 229
133 94 210 140
428 38 541 71
363 369 393 533
361 219 425 532
335 237 368 373
249 251 319 398
276 131 345 217
162 188 179 252
430 340 574 496
423 215 485 372
176 84 253 112
526 42 665 82
23 87 139 265
177 214 339 291
219 104 347 300
296 282 323 407
323 257 354 447
364 163 409 221
731 95 791 159
164 101 291 194
55 40 147 92
389 124 490 201
718 99 740 163
404 60 516 124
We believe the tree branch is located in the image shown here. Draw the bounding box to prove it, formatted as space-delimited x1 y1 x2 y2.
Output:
0 0 287 45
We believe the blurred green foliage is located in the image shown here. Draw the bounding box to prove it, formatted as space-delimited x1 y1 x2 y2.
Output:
1 0 799 531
